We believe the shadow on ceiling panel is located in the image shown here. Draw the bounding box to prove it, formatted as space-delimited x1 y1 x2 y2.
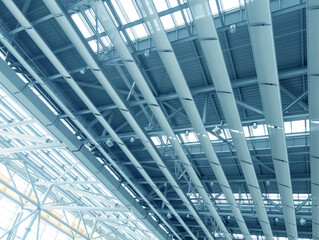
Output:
228 45 256 79
275 34 302 71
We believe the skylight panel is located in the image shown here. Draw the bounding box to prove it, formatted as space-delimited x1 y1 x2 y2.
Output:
251 124 266 136
153 0 168 12
130 24 149 39
167 0 178 8
111 0 127 24
151 136 161 145
88 40 103 53
291 120 306 133
243 126 250 137
118 0 140 22
172 11 185 26
100 36 113 48
209 0 219 15
162 135 171 144
284 121 292 134
306 119 310 131
221 0 240 11
182 9 192 23
71 13 92 38
187 132 199 142
207 131 218 140
160 15 175 30
84 9 104 34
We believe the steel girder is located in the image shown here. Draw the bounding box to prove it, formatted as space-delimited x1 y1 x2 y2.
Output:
40 0 217 239
135 0 254 239
245 0 298 239
90 1 214 239
188 0 274 238
307 0 319 239
1 0 179 238
0 6 172 240
0 57 168 239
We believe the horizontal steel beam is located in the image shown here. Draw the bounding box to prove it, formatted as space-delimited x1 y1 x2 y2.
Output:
134 173 309 185
0 142 65 154
61 67 306 118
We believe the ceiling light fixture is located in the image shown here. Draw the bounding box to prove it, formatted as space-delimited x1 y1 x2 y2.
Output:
106 139 113 147
212 126 222 135
230 24 237 33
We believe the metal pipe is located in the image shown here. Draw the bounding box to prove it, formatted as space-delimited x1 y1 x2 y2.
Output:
245 0 298 239
0 3 171 239
91 1 224 239
187 0 274 239
41 1 222 239
136 0 252 238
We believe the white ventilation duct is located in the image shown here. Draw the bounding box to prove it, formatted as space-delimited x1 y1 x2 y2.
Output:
245 0 298 239
91 1 229 239
0 1 183 238
187 0 273 239
307 0 319 239
135 0 250 238
31 0 215 238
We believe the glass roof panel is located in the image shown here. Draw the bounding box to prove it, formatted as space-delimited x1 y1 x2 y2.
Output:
0 76 159 240
160 15 175 30
209 0 219 15
221 0 240 11
71 13 93 38
130 24 149 39
111 0 127 24
118 0 141 22
153 0 169 12
172 11 185 26
291 120 306 133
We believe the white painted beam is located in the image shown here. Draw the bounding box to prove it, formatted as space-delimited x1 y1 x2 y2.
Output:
187 0 273 238
245 0 298 239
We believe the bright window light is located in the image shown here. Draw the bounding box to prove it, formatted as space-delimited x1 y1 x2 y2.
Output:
160 15 175 30
88 40 102 53
172 11 185 26
251 124 267 136
183 9 192 23
207 131 218 140
71 13 92 38
187 132 199 142
291 120 306 133
126 28 136 41
284 121 292 134
209 0 219 15
153 0 168 12
100 36 113 48
130 24 148 39
306 119 310 131
221 0 240 11
118 0 140 22
111 0 127 24
151 136 161 145
243 126 250 137
167 0 178 8
84 9 104 34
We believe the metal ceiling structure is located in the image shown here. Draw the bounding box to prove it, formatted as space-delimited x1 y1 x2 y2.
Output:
0 0 313 239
